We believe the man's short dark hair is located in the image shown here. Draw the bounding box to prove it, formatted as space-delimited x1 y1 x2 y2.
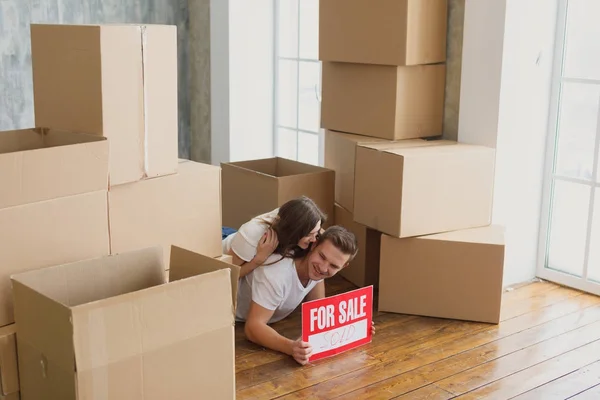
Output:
316 225 359 264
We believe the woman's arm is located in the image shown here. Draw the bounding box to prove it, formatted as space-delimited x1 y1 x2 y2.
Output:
236 228 279 278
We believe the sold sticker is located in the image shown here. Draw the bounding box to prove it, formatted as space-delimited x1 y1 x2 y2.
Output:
301 286 373 362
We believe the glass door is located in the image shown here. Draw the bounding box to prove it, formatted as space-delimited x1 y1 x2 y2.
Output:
538 0 600 295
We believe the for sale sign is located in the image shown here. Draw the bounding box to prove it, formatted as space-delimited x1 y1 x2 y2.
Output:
301 286 373 362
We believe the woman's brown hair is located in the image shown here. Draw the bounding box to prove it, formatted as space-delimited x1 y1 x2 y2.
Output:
262 196 327 260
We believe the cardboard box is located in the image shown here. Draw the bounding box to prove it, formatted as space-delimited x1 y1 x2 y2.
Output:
0 325 18 396
0 128 108 209
354 142 495 238
320 0 448 66
325 130 390 212
321 62 446 140
109 160 222 267
11 245 239 400
31 23 178 186
324 130 452 213
222 157 335 230
0 191 109 326
379 225 506 323
334 204 381 288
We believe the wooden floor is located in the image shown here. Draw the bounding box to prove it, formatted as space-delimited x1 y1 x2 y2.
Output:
234 276 600 399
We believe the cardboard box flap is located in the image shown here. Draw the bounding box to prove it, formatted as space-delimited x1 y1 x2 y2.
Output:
41 128 107 148
0 128 106 154
10 280 75 374
275 157 332 177
227 158 279 177
0 128 45 153
12 247 164 308
226 157 331 178
169 246 240 310
420 225 505 245
71 267 233 373
0 325 18 395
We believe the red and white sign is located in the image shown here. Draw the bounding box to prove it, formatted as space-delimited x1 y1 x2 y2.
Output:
301 286 373 362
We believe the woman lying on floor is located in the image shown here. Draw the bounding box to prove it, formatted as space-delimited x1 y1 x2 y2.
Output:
222 196 326 278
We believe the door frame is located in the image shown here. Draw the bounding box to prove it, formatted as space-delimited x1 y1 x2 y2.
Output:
536 0 600 296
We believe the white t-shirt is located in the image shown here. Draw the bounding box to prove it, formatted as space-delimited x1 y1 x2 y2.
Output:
222 209 279 262
236 254 320 324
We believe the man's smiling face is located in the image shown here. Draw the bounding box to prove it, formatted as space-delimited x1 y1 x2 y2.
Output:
306 239 350 281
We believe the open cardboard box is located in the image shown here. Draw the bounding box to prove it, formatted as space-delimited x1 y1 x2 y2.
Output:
221 157 335 230
0 127 108 209
11 246 240 400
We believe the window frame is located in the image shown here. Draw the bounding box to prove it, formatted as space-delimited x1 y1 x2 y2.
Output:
272 0 324 166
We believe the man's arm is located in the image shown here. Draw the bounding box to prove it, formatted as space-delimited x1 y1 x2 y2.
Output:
244 301 312 365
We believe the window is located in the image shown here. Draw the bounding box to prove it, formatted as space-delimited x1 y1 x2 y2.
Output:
273 0 323 166
538 0 600 295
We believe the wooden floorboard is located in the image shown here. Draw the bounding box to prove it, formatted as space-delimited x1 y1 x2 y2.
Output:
235 276 600 399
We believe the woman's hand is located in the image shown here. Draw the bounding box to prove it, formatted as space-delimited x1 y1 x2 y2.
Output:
256 228 279 264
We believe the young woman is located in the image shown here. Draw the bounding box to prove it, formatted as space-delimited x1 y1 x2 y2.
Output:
222 196 326 278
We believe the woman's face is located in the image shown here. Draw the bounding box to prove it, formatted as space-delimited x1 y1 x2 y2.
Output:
297 220 322 249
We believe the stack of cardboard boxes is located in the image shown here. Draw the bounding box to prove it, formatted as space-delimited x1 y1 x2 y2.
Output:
321 0 506 324
0 23 236 399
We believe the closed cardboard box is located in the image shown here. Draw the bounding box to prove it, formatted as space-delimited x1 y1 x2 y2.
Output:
0 325 18 397
31 24 178 186
324 130 449 213
379 225 505 323
222 157 335 230
321 62 446 140
0 191 110 326
324 130 391 212
109 160 222 268
334 204 381 288
0 128 108 209
354 142 495 238
12 246 239 400
320 0 447 66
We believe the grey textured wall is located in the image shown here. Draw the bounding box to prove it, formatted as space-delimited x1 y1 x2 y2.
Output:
0 0 191 158
189 0 211 163
443 0 465 141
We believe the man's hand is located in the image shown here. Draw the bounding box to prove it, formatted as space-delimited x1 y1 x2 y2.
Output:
292 338 313 365
371 320 376 336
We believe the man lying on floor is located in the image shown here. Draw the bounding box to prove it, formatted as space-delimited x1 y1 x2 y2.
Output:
235 225 374 365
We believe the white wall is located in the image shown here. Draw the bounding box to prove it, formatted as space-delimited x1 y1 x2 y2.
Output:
460 0 558 287
211 0 275 165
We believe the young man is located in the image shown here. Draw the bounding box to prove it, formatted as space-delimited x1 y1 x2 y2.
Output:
235 225 366 365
